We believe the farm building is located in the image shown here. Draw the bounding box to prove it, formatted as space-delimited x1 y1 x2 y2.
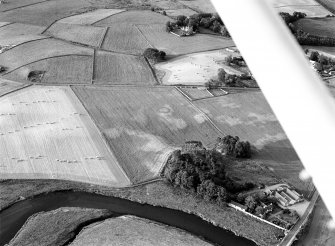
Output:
271 186 304 207
181 141 206 154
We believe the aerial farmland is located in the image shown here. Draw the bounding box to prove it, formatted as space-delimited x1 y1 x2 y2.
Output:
0 0 330 245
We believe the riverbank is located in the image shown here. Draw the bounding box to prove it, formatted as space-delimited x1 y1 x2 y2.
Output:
0 179 284 246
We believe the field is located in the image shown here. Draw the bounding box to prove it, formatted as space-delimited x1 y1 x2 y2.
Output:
4 55 93 84
274 5 332 17
0 86 130 186
0 35 46 47
0 0 48 12
0 23 45 38
101 24 151 54
179 87 213 100
72 86 220 183
272 0 323 7
193 91 308 193
94 10 171 26
137 24 234 55
94 51 156 85
164 8 197 17
58 9 125 25
0 79 29 97
0 38 93 72
295 17 335 38
0 0 92 26
179 0 217 13
155 49 242 85
7 207 113 246
318 0 335 13
71 215 212 246
45 23 106 47
304 46 335 57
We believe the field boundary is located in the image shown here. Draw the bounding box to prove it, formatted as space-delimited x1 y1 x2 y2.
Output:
98 27 108 49
174 86 224 135
315 0 335 14
0 37 51 54
91 49 96 84
134 24 154 48
70 86 131 185
90 9 126 26
0 22 13 29
0 82 32 98
2 54 92 76
143 57 159 85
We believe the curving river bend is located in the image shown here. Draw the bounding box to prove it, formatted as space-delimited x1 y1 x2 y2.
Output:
0 191 256 246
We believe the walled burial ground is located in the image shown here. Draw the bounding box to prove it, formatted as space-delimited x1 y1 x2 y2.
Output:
72 86 220 183
0 86 130 187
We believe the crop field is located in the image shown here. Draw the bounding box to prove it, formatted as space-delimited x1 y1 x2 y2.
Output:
150 0 185 9
0 0 48 12
274 5 332 17
155 49 242 85
71 215 212 246
46 23 106 47
193 91 308 192
72 86 220 183
295 17 335 38
94 10 171 26
164 8 198 17
4 55 93 84
0 79 29 97
0 23 45 38
101 24 151 54
0 86 130 187
0 35 46 47
58 9 125 25
137 24 234 55
179 0 217 13
318 0 335 13
0 38 93 72
179 87 213 100
94 51 156 85
0 0 92 26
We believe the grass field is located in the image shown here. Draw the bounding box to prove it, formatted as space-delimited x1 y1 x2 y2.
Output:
137 24 234 55
179 0 217 13
94 10 171 26
155 49 242 85
272 0 322 7
4 55 93 84
0 86 130 186
0 79 28 97
193 91 308 192
94 51 156 85
72 86 220 183
7 207 113 246
0 0 92 26
295 17 335 38
0 38 93 72
0 0 48 12
304 46 335 57
71 215 212 246
58 9 125 25
101 24 151 54
0 23 45 38
45 23 106 47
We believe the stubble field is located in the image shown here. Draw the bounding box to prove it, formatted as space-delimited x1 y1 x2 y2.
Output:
0 86 130 186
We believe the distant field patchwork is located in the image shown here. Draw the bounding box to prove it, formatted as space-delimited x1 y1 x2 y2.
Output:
58 9 125 25
45 23 106 47
73 86 220 183
4 55 93 84
0 38 93 72
0 0 48 12
101 24 151 54
273 0 333 17
193 91 307 192
94 51 156 85
0 86 130 187
137 24 234 55
179 0 217 13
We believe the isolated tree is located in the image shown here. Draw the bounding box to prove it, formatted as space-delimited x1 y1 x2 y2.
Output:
309 51 319 61
245 195 257 213
217 68 226 83
143 48 166 62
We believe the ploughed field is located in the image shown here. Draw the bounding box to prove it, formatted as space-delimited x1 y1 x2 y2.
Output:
0 86 130 187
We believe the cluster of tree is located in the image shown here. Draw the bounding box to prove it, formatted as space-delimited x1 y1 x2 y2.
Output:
165 13 230 37
0 66 7 73
224 55 246 67
280 12 335 47
236 192 277 214
270 209 299 229
215 135 252 158
307 50 335 66
143 48 166 62
205 69 246 88
151 6 166 15
164 147 229 206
